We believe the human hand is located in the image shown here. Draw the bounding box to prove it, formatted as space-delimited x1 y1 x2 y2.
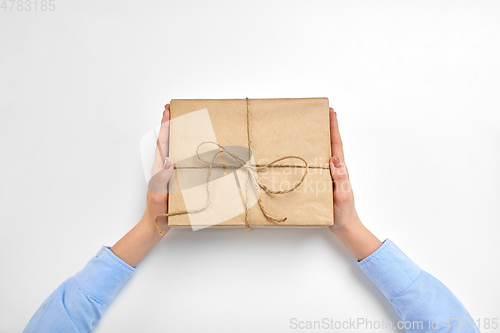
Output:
328 108 382 260
111 104 175 267
328 107 361 230
144 104 174 235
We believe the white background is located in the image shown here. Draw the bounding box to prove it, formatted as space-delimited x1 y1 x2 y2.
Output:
1 1 499 332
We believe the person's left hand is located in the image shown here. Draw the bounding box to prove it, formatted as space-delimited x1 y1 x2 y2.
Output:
143 104 174 235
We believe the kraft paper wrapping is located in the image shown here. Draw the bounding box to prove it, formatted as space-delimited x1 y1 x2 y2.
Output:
167 98 334 229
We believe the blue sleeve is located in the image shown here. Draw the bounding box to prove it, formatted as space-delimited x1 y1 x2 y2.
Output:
23 246 135 333
358 239 479 333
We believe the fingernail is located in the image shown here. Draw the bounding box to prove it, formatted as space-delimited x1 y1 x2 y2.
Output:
163 158 172 169
333 157 341 168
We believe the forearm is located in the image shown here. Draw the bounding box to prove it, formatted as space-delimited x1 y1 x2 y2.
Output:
329 213 382 261
358 240 480 332
24 247 135 332
110 212 167 268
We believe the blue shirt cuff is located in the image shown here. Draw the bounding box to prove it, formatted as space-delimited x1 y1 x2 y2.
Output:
357 239 422 300
74 246 135 305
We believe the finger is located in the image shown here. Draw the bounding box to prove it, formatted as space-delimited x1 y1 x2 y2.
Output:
329 108 345 163
162 104 170 123
330 156 352 195
152 104 171 177
158 104 170 157
148 161 174 194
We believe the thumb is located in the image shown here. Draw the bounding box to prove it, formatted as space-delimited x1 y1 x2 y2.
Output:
148 158 174 194
330 156 352 196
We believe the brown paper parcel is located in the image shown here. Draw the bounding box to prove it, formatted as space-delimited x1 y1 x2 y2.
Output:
166 98 334 229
